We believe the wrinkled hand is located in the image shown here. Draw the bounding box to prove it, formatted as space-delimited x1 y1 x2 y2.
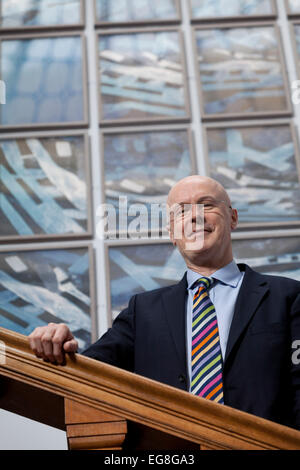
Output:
28 323 78 364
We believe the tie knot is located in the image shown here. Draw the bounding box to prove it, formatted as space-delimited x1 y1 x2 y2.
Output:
193 276 213 291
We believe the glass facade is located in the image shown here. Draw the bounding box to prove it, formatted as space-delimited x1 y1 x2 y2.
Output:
0 0 299 339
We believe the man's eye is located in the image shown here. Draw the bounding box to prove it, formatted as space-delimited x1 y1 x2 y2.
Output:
174 208 184 217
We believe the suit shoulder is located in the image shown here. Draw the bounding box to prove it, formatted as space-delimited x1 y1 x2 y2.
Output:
241 263 300 294
255 270 300 291
131 273 187 305
135 282 181 301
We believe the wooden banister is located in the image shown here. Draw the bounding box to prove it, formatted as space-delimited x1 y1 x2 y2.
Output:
1 326 300 450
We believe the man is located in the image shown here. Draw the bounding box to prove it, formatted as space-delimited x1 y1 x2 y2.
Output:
28 176 300 429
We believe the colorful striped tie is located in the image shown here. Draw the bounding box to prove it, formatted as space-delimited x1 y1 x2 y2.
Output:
191 277 224 404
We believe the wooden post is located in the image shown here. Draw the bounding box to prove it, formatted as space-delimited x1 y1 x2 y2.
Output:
65 399 127 450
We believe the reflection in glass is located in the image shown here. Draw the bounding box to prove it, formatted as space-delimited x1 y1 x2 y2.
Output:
190 0 273 18
96 0 178 23
0 247 93 351
288 0 300 14
293 24 300 74
109 243 184 319
233 237 300 281
0 36 84 126
99 31 188 122
0 135 90 239
195 26 289 117
103 130 193 234
0 0 81 28
206 124 300 225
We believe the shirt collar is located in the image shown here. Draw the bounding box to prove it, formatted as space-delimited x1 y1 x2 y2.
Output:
187 260 242 290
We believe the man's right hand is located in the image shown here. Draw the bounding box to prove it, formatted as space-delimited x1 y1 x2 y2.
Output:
28 323 78 364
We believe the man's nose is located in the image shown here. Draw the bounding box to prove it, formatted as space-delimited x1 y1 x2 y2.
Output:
190 204 205 226
191 204 205 222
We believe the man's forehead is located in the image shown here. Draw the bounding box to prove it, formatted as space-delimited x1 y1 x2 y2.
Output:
168 178 224 204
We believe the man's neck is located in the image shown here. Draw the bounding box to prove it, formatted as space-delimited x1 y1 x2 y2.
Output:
185 258 234 277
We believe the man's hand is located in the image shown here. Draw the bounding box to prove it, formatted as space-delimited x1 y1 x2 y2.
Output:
28 323 78 364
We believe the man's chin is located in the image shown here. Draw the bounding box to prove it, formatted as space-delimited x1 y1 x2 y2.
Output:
183 237 206 252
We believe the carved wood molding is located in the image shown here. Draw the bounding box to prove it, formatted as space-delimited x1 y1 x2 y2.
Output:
1 327 300 450
65 399 127 450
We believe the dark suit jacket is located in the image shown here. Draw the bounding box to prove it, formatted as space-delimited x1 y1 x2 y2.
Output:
83 263 300 429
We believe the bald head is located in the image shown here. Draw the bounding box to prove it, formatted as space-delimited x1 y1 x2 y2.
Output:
167 175 231 208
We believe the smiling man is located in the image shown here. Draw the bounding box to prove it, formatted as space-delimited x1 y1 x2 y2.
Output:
28 175 300 429
167 175 238 275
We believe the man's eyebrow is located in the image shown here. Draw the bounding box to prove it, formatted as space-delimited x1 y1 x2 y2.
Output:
196 197 214 203
170 198 216 207
170 201 191 207
171 199 214 206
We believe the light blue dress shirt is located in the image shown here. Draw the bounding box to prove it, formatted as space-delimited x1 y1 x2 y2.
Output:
186 260 244 387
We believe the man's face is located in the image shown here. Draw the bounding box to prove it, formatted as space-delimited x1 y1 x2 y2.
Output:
167 178 238 267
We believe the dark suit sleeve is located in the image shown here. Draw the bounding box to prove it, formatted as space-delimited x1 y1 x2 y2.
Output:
290 292 300 429
81 294 136 372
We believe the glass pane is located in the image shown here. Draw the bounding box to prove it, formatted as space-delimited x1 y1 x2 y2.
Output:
190 0 274 18
0 0 81 28
109 243 185 319
195 26 289 117
293 24 300 73
99 31 188 122
96 0 179 22
288 0 300 14
206 124 300 225
103 129 194 236
0 36 85 126
233 236 300 281
0 134 90 239
0 247 93 351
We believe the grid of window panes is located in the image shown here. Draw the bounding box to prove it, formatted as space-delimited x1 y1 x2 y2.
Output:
0 0 299 337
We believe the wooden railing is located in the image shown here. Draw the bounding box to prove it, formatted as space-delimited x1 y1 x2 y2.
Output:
1 326 300 450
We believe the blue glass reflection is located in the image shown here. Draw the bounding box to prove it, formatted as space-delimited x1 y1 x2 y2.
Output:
0 0 81 27
99 31 187 121
1 36 84 125
207 125 300 224
0 248 92 352
191 0 273 18
96 0 178 22
0 135 88 237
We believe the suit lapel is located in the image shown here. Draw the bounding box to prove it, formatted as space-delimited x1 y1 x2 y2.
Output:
161 273 188 373
224 264 269 367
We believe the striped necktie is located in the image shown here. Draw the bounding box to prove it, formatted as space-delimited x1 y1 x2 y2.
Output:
191 277 224 404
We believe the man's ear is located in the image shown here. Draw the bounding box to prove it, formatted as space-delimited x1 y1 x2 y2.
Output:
166 203 177 246
167 222 177 246
230 208 238 231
